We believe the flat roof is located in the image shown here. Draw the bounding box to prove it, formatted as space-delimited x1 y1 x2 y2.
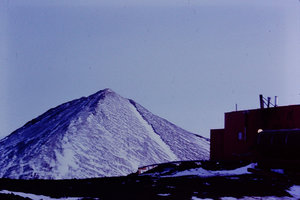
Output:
225 104 300 115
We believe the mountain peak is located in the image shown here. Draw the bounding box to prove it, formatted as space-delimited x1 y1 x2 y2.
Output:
100 88 114 94
90 88 117 100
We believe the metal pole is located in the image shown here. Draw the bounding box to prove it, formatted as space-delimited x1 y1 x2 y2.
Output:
267 97 271 108
259 94 264 109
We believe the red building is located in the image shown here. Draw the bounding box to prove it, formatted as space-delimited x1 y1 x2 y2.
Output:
210 103 300 161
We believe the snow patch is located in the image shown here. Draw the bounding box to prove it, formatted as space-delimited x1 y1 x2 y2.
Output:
166 163 255 177
191 197 213 200
270 169 284 174
0 190 83 200
157 193 171 196
287 185 300 199
220 197 296 200
55 136 78 179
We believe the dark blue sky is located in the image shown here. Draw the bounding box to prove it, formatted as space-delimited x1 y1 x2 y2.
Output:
1 0 300 138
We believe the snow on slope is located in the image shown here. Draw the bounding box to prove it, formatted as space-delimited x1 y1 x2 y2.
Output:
130 100 209 160
0 89 209 179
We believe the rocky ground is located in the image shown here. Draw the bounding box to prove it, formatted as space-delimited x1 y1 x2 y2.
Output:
0 161 299 200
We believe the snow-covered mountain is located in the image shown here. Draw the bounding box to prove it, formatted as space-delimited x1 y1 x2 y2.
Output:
0 89 209 179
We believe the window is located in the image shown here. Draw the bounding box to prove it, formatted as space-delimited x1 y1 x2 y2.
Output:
238 132 243 141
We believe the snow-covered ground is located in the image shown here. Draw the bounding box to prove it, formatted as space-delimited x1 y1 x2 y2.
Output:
0 190 84 200
163 163 256 177
190 185 300 199
0 88 209 179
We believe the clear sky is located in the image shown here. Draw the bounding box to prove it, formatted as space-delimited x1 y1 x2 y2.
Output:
1 0 300 139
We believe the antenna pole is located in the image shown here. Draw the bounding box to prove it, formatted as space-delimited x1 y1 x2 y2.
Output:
259 94 264 109
267 97 271 108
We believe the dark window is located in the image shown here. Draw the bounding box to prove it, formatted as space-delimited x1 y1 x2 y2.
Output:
238 132 243 141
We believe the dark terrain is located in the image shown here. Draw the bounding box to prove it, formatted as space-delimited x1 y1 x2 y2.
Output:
0 161 297 200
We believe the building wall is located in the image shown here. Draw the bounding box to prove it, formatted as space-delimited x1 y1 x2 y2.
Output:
210 129 224 161
210 105 300 161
